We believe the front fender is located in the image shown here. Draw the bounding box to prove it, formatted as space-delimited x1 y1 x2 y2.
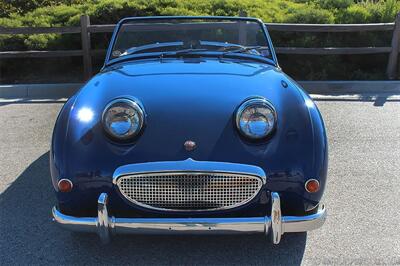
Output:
50 95 76 189
289 78 328 208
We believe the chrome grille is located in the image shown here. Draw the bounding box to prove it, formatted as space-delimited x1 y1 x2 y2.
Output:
116 172 263 211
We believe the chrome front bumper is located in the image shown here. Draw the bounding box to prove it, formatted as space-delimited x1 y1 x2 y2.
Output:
52 192 326 244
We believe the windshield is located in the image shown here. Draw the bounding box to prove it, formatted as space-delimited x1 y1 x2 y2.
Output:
108 17 274 64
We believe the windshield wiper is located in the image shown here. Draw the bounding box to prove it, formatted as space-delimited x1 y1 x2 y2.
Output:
220 46 263 56
121 41 184 56
158 48 209 60
167 48 209 56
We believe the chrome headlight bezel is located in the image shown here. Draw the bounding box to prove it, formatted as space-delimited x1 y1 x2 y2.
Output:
235 97 277 140
102 98 145 141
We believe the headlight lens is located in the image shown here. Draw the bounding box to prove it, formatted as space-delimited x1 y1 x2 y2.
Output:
102 98 144 140
236 98 276 140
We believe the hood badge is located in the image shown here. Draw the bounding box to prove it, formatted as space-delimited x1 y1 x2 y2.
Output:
184 140 197 151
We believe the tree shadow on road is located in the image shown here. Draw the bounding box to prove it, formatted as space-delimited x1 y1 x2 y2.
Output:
0 152 307 265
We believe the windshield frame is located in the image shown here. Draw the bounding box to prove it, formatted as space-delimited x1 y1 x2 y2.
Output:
103 16 278 68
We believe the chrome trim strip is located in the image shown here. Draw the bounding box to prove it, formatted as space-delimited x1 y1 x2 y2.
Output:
112 158 267 184
116 172 263 212
52 192 327 244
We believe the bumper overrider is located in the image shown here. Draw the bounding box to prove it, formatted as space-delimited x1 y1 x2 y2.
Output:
52 160 327 244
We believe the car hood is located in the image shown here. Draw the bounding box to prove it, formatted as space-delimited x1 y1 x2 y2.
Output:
58 58 322 192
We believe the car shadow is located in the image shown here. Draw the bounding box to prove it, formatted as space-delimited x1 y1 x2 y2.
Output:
0 152 307 265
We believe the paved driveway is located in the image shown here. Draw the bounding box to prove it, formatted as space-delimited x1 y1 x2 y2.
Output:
0 97 399 265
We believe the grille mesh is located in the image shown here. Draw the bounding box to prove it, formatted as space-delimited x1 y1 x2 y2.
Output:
116 172 263 211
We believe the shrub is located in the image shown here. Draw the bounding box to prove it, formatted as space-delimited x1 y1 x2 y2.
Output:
286 6 335 24
335 0 400 24
318 0 353 10
380 0 400 22
337 5 372 23
362 0 400 23
0 0 86 16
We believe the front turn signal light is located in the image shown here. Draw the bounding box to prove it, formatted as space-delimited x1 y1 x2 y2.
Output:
58 179 73 192
305 179 320 193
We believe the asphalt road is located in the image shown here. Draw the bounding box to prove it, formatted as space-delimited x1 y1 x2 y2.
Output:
0 96 399 265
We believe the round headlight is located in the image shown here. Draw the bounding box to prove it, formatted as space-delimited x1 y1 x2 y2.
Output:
102 98 144 140
236 98 276 140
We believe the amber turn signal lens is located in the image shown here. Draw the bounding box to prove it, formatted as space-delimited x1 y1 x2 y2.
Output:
58 179 73 192
305 179 320 193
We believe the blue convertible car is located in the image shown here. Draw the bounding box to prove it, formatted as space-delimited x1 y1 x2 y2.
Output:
51 16 327 244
